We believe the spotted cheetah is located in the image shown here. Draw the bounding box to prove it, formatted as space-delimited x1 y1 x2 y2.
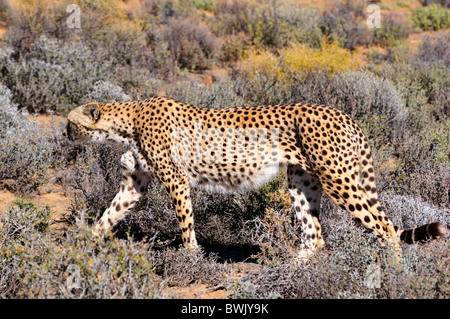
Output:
66 97 447 261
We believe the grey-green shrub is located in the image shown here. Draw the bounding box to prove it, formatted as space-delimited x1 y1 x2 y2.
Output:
275 3 323 48
0 200 161 298
387 128 449 208
82 80 131 104
0 37 117 113
165 79 245 108
0 82 21 134
325 70 406 124
0 82 53 192
381 33 449 118
381 192 449 229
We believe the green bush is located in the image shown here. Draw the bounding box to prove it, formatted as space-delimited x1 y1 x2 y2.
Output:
140 0 198 22
191 0 216 11
219 35 250 62
1 199 52 238
411 4 450 31
247 4 289 49
413 34 450 111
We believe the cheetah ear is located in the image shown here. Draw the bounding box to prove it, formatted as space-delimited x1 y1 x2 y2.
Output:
84 103 101 122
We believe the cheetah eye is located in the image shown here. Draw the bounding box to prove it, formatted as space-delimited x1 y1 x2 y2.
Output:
89 105 100 122
82 102 101 122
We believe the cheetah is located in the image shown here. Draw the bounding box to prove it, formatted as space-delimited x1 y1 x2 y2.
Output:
66 97 447 261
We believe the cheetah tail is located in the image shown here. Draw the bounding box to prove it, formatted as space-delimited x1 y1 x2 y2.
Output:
399 222 448 244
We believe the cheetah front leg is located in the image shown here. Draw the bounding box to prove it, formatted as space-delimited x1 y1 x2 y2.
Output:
93 151 150 237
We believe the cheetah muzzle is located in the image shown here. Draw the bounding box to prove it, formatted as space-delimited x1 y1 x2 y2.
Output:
66 97 448 261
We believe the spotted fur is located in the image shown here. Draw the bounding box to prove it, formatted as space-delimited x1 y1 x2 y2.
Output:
67 97 447 260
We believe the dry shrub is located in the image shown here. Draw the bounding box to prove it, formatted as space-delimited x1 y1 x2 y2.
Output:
68 142 124 224
319 0 371 50
416 33 450 68
209 0 254 36
372 12 410 47
229 193 450 299
4 0 128 53
161 17 221 71
152 247 230 287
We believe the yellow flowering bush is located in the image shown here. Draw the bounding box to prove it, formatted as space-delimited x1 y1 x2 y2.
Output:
280 42 357 80
239 41 358 85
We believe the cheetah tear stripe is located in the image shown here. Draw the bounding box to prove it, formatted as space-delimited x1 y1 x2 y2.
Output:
67 97 448 260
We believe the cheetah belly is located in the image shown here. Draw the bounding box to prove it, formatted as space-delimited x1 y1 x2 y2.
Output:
189 162 284 193
183 136 287 192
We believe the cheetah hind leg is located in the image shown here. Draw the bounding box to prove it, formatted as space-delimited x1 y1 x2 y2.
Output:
93 151 150 237
161 176 198 250
287 166 324 262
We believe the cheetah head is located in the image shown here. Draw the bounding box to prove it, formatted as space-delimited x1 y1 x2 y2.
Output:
67 101 134 146
66 102 104 142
